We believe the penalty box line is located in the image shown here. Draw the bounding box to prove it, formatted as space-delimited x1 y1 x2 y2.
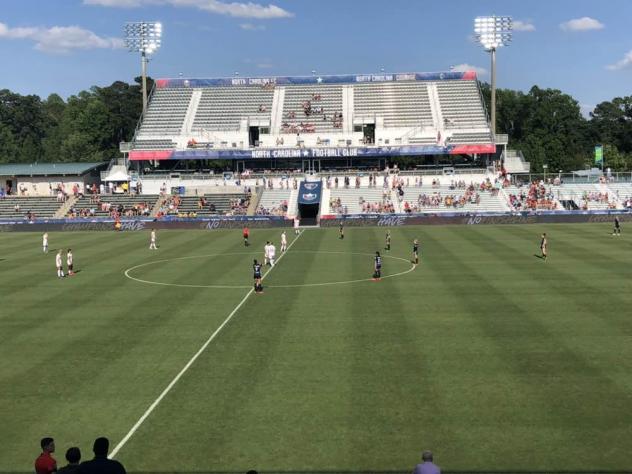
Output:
110 230 304 458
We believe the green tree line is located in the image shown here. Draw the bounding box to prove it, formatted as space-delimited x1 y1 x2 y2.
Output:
0 77 629 171
0 76 152 165
479 83 632 172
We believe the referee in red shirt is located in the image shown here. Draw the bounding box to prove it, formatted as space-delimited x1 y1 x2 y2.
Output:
35 437 57 474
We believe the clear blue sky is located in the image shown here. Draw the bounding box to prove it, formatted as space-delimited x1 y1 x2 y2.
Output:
0 0 630 115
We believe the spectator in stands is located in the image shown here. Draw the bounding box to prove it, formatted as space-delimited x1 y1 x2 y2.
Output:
35 437 57 474
412 451 440 474
78 437 126 474
58 447 81 474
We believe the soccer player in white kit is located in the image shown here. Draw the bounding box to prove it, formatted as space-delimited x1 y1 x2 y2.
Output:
294 217 300 235
280 231 287 252
42 233 49 253
149 229 157 250
264 241 271 266
55 250 64 278
268 242 276 267
66 249 74 276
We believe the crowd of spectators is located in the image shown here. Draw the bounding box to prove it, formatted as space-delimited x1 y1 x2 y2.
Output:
228 196 250 215
508 181 557 211
68 196 152 219
256 199 288 216
280 92 343 133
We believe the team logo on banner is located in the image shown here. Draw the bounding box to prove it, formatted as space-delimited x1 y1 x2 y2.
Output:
302 193 317 201
304 183 319 190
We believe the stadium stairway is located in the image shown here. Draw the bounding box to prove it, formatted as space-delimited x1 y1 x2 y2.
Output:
54 195 78 218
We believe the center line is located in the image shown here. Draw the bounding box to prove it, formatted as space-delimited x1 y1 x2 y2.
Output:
110 230 304 458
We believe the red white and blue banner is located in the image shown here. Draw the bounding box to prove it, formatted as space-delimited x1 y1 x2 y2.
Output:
129 144 496 161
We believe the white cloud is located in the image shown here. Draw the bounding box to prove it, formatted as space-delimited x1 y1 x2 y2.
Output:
606 50 632 71
84 0 294 18
239 23 266 31
450 63 488 77
513 20 535 32
0 22 124 53
560 17 604 32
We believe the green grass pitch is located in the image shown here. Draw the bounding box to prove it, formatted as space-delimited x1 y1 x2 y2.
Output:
1 224 632 472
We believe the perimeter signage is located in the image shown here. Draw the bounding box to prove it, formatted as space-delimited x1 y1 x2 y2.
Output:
129 143 497 161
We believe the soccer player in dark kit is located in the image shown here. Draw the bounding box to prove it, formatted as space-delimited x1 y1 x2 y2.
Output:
412 238 420 264
613 216 621 236
253 259 263 293
373 251 382 281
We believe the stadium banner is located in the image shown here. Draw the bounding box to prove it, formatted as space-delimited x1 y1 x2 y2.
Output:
319 211 632 227
0 216 291 232
297 181 322 205
155 71 477 89
129 144 496 161
1 211 630 232
595 145 603 165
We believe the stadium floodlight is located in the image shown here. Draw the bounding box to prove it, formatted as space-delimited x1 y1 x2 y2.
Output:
124 21 162 113
474 15 512 136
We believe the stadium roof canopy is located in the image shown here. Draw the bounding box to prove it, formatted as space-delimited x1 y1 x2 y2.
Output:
0 162 106 177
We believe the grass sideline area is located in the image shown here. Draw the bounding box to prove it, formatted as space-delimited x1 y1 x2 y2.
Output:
1 224 632 472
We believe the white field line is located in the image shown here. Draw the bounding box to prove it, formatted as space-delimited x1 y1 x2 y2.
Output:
110 230 304 458
124 250 416 290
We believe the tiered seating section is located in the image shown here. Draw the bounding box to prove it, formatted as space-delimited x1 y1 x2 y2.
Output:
0 196 62 219
450 132 493 144
436 80 487 129
257 189 291 216
139 88 193 135
401 181 507 213
130 74 495 150
69 194 160 218
193 86 274 131
326 175 508 214
156 193 251 217
354 82 433 128
556 183 618 210
330 186 395 214
132 139 176 150
281 85 343 134
608 182 632 209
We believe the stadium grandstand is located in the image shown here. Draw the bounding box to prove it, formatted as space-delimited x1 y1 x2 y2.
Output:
125 71 496 169
2 71 632 222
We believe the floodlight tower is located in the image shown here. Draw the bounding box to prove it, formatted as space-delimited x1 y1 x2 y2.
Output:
474 16 512 136
124 21 162 113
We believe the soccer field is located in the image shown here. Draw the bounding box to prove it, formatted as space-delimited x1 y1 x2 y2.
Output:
2 224 632 472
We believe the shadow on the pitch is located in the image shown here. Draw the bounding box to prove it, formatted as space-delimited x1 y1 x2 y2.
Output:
533 254 545 259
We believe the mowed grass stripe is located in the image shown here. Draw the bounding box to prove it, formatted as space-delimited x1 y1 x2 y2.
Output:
2 225 632 471
423 227 632 470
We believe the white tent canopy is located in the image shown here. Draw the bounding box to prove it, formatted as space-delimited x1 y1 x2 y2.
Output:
102 165 130 182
